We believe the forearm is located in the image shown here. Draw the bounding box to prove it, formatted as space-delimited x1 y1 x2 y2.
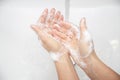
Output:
54 53 79 80
78 51 120 80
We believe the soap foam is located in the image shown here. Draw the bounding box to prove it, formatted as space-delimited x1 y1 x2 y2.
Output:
33 21 94 62
50 46 68 61
64 23 94 58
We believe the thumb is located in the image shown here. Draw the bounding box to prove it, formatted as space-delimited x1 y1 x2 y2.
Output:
31 25 41 34
31 25 46 42
80 17 87 32
79 17 87 37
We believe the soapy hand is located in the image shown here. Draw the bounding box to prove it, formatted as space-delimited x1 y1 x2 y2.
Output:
31 8 94 64
31 8 68 61
51 17 94 66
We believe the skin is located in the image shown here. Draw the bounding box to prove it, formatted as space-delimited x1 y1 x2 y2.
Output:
31 8 79 80
31 8 120 80
51 13 120 80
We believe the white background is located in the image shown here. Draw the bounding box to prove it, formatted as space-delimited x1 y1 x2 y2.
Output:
0 0 65 80
0 0 120 80
70 0 120 80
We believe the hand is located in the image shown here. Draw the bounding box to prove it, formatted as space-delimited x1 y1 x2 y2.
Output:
31 8 64 53
51 18 94 66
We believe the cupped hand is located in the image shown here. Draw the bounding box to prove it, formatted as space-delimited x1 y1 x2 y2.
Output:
31 8 65 53
50 17 94 65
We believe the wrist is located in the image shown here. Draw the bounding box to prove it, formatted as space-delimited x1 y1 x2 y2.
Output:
54 52 70 63
50 46 69 61
50 46 70 63
77 50 98 69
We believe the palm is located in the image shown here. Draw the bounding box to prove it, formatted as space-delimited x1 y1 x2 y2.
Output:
31 8 64 52
51 18 94 63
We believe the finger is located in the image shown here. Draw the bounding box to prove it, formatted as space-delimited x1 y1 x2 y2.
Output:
43 9 48 23
50 8 56 19
47 8 56 24
38 8 48 24
52 29 67 39
59 21 71 29
52 11 61 24
79 18 88 39
31 25 42 34
58 15 64 21
53 24 67 33
50 29 66 43
80 17 87 33
54 11 61 20
72 27 80 37
52 24 60 31
53 34 65 43
31 25 47 42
